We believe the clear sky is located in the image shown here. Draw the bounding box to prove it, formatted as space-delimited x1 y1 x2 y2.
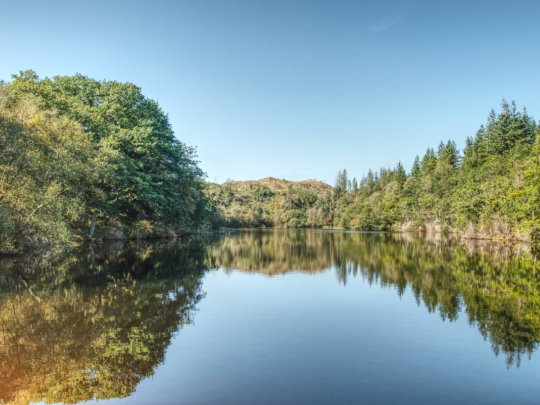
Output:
1 0 539 184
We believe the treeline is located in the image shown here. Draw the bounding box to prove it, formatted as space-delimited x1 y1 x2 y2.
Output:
0 71 212 254
208 101 540 245
2 71 538 253
334 100 540 243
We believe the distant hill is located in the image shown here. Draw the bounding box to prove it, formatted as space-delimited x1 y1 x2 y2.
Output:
205 177 334 228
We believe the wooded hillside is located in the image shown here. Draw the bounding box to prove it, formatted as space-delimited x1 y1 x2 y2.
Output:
206 177 333 228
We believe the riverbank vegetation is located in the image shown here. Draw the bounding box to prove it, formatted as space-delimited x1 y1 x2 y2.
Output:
208 101 540 245
2 70 539 252
0 71 213 254
333 100 539 244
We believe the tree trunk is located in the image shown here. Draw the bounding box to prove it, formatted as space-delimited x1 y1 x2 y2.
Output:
88 212 97 239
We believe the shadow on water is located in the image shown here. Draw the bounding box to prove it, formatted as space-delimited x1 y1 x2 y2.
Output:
1 230 540 403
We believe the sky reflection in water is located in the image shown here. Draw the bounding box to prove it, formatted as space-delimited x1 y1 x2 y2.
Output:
1 230 539 404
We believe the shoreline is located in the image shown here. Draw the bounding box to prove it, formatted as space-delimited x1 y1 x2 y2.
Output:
1 226 535 260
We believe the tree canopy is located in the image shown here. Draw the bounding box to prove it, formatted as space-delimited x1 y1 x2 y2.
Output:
2 70 539 252
333 101 539 246
207 101 540 246
0 71 211 253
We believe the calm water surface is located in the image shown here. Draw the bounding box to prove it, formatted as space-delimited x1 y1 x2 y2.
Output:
1 230 540 404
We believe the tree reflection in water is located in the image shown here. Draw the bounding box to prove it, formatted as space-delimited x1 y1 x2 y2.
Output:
0 240 208 405
208 230 540 367
1 230 539 404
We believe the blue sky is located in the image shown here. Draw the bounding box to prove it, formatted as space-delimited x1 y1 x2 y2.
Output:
1 0 539 184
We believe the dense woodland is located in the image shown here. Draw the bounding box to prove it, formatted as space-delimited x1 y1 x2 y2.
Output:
1 70 540 253
208 101 540 246
0 71 213 254
205 177 333 228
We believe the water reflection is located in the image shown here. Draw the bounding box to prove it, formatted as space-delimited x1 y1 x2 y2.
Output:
208 230 540 366
208 229 334 274
0 240 208 405
0 230 540 404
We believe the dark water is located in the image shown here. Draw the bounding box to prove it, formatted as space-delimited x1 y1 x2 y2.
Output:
1 230 540 404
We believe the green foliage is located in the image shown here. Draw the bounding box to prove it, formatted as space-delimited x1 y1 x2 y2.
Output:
2 76 538 250
0 71 211 252
333 101 540 241
0 93 95 251
334 169 349 196
208 100 539 244
206 177 334 228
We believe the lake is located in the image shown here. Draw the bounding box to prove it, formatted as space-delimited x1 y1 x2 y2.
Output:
1 229 540 404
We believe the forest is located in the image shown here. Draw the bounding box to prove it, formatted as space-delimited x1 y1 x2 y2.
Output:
0 71 214 254
1 71 540 253
208 101 540 247
205 177 334 228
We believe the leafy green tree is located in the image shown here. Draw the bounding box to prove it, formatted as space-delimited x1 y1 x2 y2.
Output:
0 91 94 251
1 71 211 252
